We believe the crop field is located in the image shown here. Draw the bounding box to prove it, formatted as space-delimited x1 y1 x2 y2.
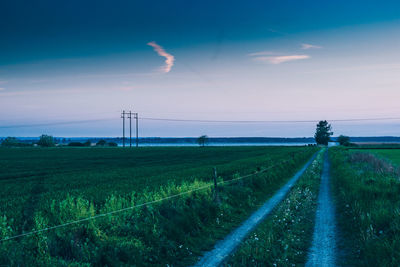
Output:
363 148 400 165
0 146 317 266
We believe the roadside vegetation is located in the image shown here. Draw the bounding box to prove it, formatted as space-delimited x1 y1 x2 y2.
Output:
0 146 317 266
330 147 400 266
365 148 400 165
226 150 323 266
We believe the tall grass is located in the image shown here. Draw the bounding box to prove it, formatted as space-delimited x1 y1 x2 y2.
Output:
330 147 400 266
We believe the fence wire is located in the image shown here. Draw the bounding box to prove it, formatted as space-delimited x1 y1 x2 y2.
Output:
0 154 301 242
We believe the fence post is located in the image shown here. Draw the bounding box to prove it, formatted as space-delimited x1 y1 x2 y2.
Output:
213 167 220 204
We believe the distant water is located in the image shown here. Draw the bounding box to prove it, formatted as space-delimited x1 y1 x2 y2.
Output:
119 142 315 147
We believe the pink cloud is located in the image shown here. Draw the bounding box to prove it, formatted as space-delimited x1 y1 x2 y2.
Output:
301 43 322 50
248 51 276 56
253 55 310 64
147 41 175 73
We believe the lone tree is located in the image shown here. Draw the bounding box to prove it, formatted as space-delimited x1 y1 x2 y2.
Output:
337 135 350 146
314 120 333 145
37 134 55 147
197 135 209 147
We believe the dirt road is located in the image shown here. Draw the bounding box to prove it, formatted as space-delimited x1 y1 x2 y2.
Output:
306 151 336 266
194 152 318 267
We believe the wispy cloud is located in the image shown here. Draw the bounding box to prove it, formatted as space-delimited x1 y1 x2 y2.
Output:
248 51 276 57
253 55 310 64
0 88 4 91
147 41 175 73
301 43 322 50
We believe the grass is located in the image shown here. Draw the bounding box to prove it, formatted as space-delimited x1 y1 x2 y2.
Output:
363 148 400 165
226 149 324 266
0 146 317 266
329 147 400 266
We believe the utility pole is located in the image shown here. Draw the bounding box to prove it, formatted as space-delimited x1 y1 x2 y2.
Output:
121 110 126 147
134 112 139 147
127 111 132 147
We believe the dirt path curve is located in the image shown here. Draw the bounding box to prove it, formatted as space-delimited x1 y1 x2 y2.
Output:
306 150 336 267
194 152 319 267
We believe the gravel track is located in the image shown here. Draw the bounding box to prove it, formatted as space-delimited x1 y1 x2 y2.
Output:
306 151 337 267
194 152 318 267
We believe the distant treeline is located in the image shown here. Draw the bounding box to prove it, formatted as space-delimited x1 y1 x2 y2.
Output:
339 136 400 142
138 137 316 144
3 136 400 146
0 137 316 145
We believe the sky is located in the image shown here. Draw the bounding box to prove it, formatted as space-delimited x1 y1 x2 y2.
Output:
1 0 400 137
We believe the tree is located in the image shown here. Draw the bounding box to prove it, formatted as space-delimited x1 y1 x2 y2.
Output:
96 139 107 146
1 137 20 147
314 120 333 145
108 142 118 147
337 135 350 146
37 134 55 147
197 135 208 147
68 142 85 147
84 140 92 146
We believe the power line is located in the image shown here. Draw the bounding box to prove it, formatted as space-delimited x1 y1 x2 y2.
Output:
140 116 400 124
1 116 400 130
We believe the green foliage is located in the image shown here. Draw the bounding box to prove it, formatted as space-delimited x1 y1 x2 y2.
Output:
314 120 333 145
37 135 55 147
197 135 208 147
1 137 19 147
84 140 92 147
96 139 106 146
0 146 317 265
1 137 31 147
337 135 351 146
330 147 400 266
68 142 85 147
366 149 400 165
107 142 118 147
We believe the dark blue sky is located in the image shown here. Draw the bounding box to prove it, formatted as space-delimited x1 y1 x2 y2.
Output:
2 0 400 64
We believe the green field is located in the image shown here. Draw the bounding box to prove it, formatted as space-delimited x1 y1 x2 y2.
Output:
0 146 317 266
364 149 400 165
330 147 400 266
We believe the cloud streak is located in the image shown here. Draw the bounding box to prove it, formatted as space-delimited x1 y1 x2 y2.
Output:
301 43 322 50
253 55 310 64
247 51 276 56
147 41 175 73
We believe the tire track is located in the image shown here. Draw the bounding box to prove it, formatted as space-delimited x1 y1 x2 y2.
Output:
194 151 319 267
306 150 336 267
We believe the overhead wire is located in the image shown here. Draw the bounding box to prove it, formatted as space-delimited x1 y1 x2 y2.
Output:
1 116 400 129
